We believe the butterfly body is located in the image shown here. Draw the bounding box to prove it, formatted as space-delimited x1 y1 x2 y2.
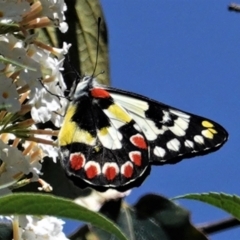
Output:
58 76 228 190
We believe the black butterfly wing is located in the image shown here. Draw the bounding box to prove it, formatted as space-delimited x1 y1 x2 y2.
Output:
106 86 228 165
59 93 149 189
59 83 228 190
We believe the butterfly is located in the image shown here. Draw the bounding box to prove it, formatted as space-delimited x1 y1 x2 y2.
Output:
58 76 228 191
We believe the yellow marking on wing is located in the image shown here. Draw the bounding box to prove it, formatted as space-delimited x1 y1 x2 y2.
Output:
201 120 218 139
202 129 214 139
98 127 108 136
209 128 217 134
108 104 131 123
202 120 214 128
58 104 95 146
93 146 101 152
201 128 218 139
72 130 95 145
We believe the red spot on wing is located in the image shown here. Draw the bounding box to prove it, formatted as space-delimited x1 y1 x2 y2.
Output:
130 134 147 149
70 153 85 170
105 166 117 180
122 163 133 178
129 151 142 166
86 165 98 179
91 88 110 98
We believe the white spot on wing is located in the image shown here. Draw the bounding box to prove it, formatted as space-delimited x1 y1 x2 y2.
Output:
194 135 205 144
169 117 189 136
97 127 122 150
166 138 181 151
153 146 166 157
184 140 194 148
175 117 189 130
130 114 166 141
133 124 141 132
161 110 171 123
169 109 191 119
169 126 185 137
111 117 125 129
133 117 157 141
110 93 148 117
103 109 126 129
141 119 161 140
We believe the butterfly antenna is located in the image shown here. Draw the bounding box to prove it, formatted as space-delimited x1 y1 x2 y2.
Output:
38 78 66 99
91 17 102 78
65 52 81 80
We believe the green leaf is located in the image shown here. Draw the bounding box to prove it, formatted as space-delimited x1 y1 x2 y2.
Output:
0 193 127 240
0 22 19 34
75 0 109 85
38 0 110 85
0 55 36 71
173 192 240 221
76 194 207 240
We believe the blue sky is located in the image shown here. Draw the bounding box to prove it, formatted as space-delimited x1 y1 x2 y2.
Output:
66 1 240 239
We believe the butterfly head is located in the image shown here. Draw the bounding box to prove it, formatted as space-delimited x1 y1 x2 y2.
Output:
69 75 101 101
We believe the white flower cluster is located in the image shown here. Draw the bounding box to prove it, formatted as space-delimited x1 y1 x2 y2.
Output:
0 0 68 32
0 0 70 239
75 189 131 212
0 0 69 194
19 216 68 240
0 1 129 239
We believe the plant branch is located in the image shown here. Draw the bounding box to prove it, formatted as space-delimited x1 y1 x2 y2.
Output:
228 3 240 12
198 217 240 235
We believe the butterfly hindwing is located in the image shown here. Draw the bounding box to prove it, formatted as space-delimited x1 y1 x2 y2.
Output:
58 77 228 190
59 90 149 188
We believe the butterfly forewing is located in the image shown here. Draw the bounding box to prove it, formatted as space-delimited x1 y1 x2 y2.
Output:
59 77 228 190
107 88 228 164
